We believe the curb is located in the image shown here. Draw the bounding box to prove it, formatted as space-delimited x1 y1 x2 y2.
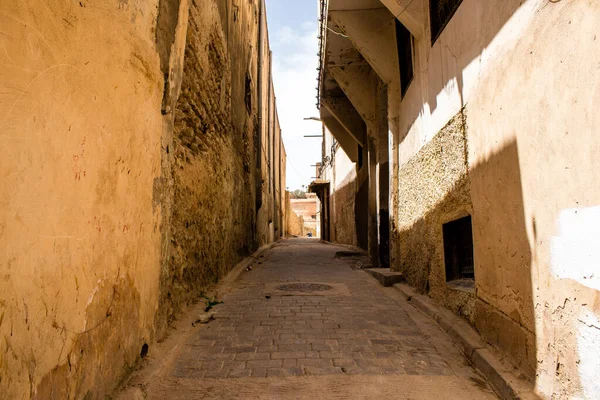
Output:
393 283 540 400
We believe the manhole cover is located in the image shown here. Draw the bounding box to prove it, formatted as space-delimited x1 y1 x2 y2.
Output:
276 283 333 292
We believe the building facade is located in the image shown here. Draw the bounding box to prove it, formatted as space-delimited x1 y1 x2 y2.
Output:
0 0 286 398
315 0 600 398
289 193 320 237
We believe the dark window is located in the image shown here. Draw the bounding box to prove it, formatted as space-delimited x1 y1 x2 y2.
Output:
244 72 252 114
430 0 463 44
395 20 414 98
443 216 475 282
357 144 364 169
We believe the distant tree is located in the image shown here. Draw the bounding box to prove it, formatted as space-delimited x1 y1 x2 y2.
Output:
291 189 307 199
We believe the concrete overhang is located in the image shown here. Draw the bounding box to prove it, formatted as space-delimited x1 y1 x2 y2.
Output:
328 0 424 38
319 0 422 116
321 96 366 146
308 180 330 199
328 0 385 11
378 0 425 38
329 8 398 85
328 65 376 123
324 28 370 69
321 109 360 163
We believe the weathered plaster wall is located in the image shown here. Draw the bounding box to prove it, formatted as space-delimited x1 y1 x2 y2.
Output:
331 157 358 246
467 2 600 395
254 6 278 247
0 0 285 398
0 2 165 398
395 111 474 323
391 0 600 396
279 144 287 238
156 0 260 327
322 130 359 247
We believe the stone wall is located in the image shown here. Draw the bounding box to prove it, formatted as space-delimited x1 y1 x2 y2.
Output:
0 0 284 398
156 0 262 333
286 192 305 237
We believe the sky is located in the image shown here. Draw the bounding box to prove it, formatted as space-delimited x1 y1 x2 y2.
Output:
265 0 322 191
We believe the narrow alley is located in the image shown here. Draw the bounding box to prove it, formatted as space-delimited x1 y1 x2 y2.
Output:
1 0 599 399
118 239 497 399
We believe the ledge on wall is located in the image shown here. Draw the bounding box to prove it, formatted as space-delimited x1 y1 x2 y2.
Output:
447 278 475 294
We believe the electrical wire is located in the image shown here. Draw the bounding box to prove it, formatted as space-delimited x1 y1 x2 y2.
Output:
316 0 419 105
285 153 312 189
327 26 347 38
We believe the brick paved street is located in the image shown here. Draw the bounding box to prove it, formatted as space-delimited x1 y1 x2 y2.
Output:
127 239 498 399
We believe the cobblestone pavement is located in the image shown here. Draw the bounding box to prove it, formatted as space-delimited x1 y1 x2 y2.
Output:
134 239 498 399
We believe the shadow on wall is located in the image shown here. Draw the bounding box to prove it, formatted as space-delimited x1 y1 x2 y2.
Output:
397 138 537 375
156 0 259 333
398 0 529 142
470 139 536 375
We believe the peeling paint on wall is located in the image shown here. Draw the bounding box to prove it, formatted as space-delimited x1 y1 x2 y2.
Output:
551 206 600 291
576 309 600 398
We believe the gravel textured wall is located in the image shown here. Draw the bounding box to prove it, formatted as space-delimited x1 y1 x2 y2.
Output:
395 109 475 322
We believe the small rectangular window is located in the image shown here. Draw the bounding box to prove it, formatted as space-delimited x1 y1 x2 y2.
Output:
443 215 475 282
430 0 463 44
357 144 364 169
395 20 414 98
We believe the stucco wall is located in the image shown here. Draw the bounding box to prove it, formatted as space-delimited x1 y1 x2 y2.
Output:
331 153 358 246
331 148 358 247
320 129 359 247
0 2 165 398
290 198 318 223
0 0 285 398
392 0 600 396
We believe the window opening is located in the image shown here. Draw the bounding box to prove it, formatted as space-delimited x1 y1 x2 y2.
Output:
395 20 414 98
357 144 364 169
430 0 463 44
443 215 475 282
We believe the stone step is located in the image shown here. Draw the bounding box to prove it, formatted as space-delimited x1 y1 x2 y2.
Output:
365 268 405 287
